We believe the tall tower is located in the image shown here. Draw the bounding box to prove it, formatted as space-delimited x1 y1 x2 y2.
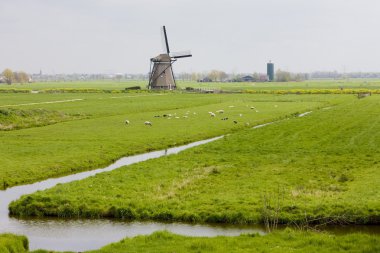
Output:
267 61 274 82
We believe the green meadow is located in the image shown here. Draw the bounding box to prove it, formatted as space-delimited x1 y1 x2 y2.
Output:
2 230 379 253
2 79 380 92
9 95 380 225
1 80 380 252
0 92 329 189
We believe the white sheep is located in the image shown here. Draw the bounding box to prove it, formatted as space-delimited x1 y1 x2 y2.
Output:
216 110 224 114
210 112 216 117
125 120 130 125
144 121 152 126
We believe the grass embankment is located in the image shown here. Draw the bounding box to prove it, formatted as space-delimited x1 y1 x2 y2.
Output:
10 96 380 225
75 230 380 253
0 234 28 253
0 93 329 189
0 108 85 131
3 230 379 253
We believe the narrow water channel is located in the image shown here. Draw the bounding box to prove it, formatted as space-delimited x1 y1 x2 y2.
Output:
0 136 266 252
1 111 379 252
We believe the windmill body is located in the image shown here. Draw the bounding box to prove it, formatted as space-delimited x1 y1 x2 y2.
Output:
148 26 192 90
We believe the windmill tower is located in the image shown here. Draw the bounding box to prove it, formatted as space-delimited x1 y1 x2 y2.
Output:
148 26 192 90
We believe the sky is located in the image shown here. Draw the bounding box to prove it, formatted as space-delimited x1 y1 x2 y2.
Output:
1 0 380 74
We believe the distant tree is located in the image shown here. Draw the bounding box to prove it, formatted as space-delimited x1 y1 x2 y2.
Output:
18 71 30 83
252 72 260 82
12 71 30 84
208 70 228 82
2 69 14 85
219 71 228 81
191 72 200 81
208 70 219 82
276 69 291 82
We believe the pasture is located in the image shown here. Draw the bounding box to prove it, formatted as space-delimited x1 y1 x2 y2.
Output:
1 79 380 92
9 95 380 225
1 81 379 252
0 92 329 189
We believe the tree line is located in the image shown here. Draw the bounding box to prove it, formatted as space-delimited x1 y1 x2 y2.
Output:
1 69 30 84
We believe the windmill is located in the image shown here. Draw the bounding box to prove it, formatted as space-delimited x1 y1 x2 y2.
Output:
148 26 192 90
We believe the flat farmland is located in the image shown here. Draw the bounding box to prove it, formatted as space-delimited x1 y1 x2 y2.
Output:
0 92 329 189
9 95 380 226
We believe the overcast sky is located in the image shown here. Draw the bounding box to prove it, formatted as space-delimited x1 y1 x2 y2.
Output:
1 0 380 74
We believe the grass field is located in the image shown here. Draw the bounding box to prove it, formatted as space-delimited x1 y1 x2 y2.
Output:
0 92 331 189
1 81 379 252
1 230 379 253
2 79 380 92
9 95 380 225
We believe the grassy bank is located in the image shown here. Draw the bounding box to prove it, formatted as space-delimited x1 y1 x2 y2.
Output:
0 234 28 253
80 230 380 253
2 230 378 253
10 95 379 224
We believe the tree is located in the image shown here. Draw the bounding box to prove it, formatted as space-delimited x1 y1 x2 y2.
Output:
208 70 219 82
252 72 260 82
208 70 228 82
276 69 291 82
2 69 14 85
17 71 30 84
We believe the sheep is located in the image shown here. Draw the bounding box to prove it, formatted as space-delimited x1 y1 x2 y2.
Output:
193 112 197 115
233 120 238 124
154 115 161 118
239 114 243 117
216 110 224 114
228 105 235 108
221 117 229 121
144 121 152 126
250 106 256 110
175 116 180 119
183 116 188 118
125 120 130 125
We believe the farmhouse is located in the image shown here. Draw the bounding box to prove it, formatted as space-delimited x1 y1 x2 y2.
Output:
240 75 254 82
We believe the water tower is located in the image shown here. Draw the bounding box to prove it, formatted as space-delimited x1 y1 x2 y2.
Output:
267 61 274 82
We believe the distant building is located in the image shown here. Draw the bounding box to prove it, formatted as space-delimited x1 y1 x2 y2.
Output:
267 61 274 81
240 75 254 82
198 77 213 82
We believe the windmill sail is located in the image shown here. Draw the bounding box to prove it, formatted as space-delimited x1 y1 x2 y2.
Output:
170 50 192 59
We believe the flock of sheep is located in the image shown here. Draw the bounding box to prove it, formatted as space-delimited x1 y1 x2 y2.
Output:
124 105 262 127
